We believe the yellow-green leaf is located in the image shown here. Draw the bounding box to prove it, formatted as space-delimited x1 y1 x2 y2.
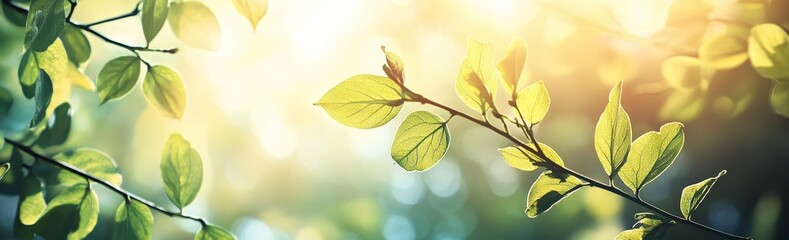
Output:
594 81 632 177
748 23 789 81
499 142 564 172
142 65 187 119
771 82 789 118
619 123 685 194
161 133 203 210
113 199 154 240
391 111 450 171
195 224 237 240
18 39 68 99
18 175 46 225
515 81 550 125
231 0 268 30
169 1 221 51
67 62 96 91
497 37 527 94
680 170 726 220
97 56 141 104
615 213 673 240
0 149 24 191
141 0 169 43
33 184 99 240
54 148 123 186
59 25 91 65
456 38 498 114
661 56 708 89
0 163 8 180
315 74 404 129
24 0 65 52
381 46 405 83
659 89 706 121
699 32 748 70
526 170 585 218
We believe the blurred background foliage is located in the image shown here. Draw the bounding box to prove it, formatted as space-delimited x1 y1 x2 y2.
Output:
0 0 787 239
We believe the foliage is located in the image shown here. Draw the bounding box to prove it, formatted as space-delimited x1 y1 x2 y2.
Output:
0 0 268 238
317 40 751 239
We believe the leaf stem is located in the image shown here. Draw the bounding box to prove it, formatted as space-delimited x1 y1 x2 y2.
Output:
400 84 751 240
5 139 208 227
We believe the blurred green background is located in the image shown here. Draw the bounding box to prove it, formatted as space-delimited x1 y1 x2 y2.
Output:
0 0 786 239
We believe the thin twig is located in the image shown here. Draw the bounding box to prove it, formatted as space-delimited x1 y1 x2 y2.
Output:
84 2 141 27
5 139 207 227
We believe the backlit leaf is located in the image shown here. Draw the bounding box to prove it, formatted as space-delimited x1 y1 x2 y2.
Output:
315 74 404 129
497 37 527 94
391 111 450 171
113 199 154 240
661 56 708 89
36 102 72 148
0 163 8 180
59 25 91 65
526 170 585 218
381 46 404 83
195 224 237 240
161 133 203 209
142 65 187 119
33 184 99 240
18 175 46 225
24 0 65 52
499 142 564 172
141 0 169 43
515 81 550 125
97 56 141 104
680 170 726 219
0 149 24 193
619 123 685 194
615 213 673 240
594 81 631 177
231 0 268 30
18 39 68 99
699 31 748 70
54 148 122 186
456 38 498 114
771 82 789 118
169 1 221 51
748 24 789 81
659 89 706 121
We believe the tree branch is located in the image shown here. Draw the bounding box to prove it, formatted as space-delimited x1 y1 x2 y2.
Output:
400 84 751 240
5 139 207 227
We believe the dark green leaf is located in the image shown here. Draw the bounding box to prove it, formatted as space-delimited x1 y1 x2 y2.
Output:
680 170 726 219
315 74 404 129
526 170 585 218
0 149 25 194
2 2 27 27
195 224 237 240
142 65 187 119
29 69 53 127
36 102 72 147
390 111 450 171
141 0 169 43
615 212 674 240
18 39 68 99
97 56 142 104
54 148 123 186
161 133 203 209
24 0 66 52
33 184 99 240
59 25 91 65
0 163 9 181
113 199 154 240
0 87 13 118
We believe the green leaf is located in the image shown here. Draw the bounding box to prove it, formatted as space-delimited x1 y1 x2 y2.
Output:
141 0 169 43
113 199 154 240
54 148 123 186
680 170 726 219
18 175 46 225
526 170 585 218
36 102 72 148
619 123 685 194
161 133 203 209
231 0 268 30
499 142 564 172
0 87 13 118
0 163 8 180
2 2 27 27
59 25 91 65
659 89 706 121
515 81 550 125
771 82 789 117
24 0 65 52
315 74 404 129
661 56 708 89
97 56 142 104
391 111 450 171
456 38 498 114
381 46 405 83
33 184 99 240
748 23 789 81
615 212 673 240
594 81 632 177
169 1 221 51
699 32 748 70
18 39 68 99
195 224 237 240
497 37 527 94
29 70 53 128
0 149 25 193
142 65 187 119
